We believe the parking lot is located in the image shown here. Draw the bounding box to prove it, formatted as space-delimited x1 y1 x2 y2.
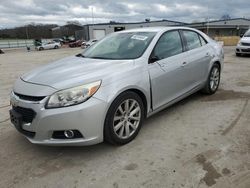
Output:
0 47 249 188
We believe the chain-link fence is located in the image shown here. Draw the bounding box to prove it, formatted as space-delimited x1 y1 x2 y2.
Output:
0 39 54 49
0 39 34 49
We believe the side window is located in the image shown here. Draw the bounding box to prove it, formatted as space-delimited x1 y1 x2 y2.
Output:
153 31 183 60
199 35 207 46
183 30 202 50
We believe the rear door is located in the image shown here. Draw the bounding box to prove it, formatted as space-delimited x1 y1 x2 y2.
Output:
43 43 49 49
181 30 212 86
49 42 56 49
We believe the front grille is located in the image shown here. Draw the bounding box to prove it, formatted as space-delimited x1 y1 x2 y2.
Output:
12 106 36 123
241 42 250 46
14 92 46 102
241 49 250 53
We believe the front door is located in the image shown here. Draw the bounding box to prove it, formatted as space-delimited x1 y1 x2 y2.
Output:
148 30 191 110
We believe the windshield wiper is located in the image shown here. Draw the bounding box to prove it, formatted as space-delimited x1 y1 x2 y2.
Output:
90 56 113 59
76 53 85 58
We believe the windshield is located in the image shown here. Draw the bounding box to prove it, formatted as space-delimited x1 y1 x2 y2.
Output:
244 30 250 37
82 32 156 60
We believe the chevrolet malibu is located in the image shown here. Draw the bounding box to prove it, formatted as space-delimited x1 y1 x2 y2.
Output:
10 27 224 146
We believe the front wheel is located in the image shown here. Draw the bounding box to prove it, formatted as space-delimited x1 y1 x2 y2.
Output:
104 91 144 145
201 63 221 95
236 53 241 57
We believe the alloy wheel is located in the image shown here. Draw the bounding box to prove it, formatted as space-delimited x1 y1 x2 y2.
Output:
210 66 220 91
113 99 141 139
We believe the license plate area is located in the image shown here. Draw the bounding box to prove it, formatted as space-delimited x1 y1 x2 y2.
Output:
9 109 23 130
9 109 36 138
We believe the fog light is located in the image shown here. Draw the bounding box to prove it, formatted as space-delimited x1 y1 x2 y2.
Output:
64 130 74 138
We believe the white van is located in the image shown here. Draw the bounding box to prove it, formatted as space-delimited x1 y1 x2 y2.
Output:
236 29 250 56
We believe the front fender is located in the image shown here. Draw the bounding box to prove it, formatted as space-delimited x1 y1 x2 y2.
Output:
94 67 151 115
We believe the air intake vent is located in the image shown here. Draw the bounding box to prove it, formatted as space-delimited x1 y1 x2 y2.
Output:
12 106 36 123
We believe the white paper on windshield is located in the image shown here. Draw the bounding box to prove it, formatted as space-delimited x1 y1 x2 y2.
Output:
131 35 148 41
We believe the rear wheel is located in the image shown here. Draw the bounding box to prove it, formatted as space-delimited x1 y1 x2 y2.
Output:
104 91 144 145
54 45 59 49
201 63 221 95
39 47 44 51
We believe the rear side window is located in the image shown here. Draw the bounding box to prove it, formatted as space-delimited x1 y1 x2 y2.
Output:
153 31 183 60
183 30 202 50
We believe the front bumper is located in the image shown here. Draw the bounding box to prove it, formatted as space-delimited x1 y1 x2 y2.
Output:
236 45 250 54
10 91 108 146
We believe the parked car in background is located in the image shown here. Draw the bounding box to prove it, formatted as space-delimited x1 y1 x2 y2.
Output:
36 41 61 51
10 27 223 146
53 38 64 45
61 36 76 44
69 40 83 48
236 29 250 56
81 41 87 48
84 39 98 48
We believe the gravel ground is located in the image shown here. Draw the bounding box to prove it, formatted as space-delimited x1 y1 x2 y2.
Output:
0 47 249 188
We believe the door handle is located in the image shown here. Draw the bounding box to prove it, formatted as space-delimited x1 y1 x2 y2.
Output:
181 62 187 67
205 52 210 57
158 63 166 68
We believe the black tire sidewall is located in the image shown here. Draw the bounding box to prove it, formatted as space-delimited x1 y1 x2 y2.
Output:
104 91 145 145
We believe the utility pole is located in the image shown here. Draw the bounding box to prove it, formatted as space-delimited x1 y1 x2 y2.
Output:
25 25 30 51
26 25 29 39
206 17 209 35
91 7 94 24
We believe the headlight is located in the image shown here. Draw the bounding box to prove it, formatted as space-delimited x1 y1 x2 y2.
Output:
46 80 101 108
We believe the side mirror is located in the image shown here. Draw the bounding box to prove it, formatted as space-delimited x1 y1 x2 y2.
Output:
149 55 160 64
240 33 244 38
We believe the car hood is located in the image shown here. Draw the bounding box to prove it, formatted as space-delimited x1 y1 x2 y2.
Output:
21 56 134 90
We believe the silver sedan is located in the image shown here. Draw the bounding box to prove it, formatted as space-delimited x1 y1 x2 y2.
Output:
10 27 224 146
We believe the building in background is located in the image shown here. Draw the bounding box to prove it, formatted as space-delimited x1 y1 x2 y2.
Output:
76 19 185 40
187 18 250 37
52 18 250 41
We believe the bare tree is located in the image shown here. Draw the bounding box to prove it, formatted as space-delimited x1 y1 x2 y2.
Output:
220 14 231 20
0 23 58 39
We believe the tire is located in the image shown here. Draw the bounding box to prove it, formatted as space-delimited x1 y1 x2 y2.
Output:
236 53 241 57
39 47 44 51
54 45 59 49
104 91 145 145
201 63 221 95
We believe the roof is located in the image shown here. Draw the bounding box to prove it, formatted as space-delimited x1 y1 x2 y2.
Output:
118 26 198 33
194 18 250 25
187 18 250 27
52 18 250 31
119 27 167 33
85 19 186 26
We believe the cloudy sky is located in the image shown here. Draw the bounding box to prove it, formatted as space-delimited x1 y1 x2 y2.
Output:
0 0 250 28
